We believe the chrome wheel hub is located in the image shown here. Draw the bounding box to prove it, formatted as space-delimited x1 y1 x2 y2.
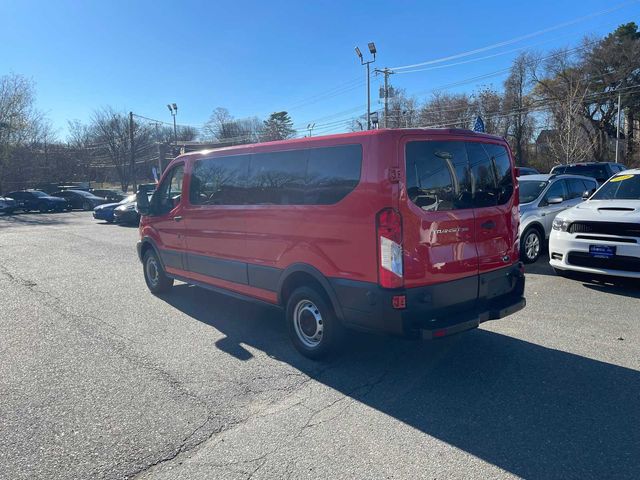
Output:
146 257 160 286
293 300 323 348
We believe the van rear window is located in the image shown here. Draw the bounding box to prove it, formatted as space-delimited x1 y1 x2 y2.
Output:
406 141 513 211
190 144 361 206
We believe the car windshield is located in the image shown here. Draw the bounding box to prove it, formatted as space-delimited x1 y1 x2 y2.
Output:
119 194 137 204
590 174 640 200
519 180 548 203
31 191 48 197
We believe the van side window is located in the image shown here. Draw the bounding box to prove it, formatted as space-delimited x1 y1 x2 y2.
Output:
189 145 362 206
247 150 307 205
190 155 250 205
306 145 361 204
406 141 472 211
154 164 184 214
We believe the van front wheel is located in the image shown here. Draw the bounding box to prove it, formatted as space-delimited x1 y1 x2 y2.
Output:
143 249 174 294
286 286 344 359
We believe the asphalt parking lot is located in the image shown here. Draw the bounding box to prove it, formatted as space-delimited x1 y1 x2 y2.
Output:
1 212 639 480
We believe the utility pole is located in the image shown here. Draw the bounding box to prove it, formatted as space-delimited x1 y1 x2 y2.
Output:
129 111 136 192
355 43 377 130
615 92 622 163
307 123 315 137
375 67 395 128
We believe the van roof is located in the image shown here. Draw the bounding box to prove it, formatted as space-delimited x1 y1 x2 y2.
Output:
176 128 506 160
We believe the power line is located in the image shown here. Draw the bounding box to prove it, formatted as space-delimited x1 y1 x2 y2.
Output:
390 1 639 70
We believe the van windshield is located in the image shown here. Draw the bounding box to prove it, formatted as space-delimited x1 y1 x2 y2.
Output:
405 140 513 211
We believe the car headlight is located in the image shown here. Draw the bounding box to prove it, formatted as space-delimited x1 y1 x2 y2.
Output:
552 217 571 232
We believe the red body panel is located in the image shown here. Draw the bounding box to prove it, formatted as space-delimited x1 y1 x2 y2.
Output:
140 129 519 302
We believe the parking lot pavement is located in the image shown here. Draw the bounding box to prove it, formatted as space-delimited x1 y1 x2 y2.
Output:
1 212 639 480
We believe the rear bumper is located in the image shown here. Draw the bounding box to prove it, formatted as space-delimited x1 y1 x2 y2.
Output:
329 263 526 338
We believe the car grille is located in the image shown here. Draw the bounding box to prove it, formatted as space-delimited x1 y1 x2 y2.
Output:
567 252 640 272
568 221 640 237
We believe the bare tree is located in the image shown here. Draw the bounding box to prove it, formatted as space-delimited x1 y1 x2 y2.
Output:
503 52 536 166
419 92 474 129
532 49 594 166
202 107 263 145
0 74 50 192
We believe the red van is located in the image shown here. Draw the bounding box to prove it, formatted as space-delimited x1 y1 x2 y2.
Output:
136 129 525 358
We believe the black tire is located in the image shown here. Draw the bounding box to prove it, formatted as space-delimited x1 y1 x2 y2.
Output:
520 227 543 264
286 286 344 359
143 249 174 294
82 201 92 211
38 203 49 214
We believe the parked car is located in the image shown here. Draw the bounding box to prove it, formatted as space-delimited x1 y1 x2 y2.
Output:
549 170 640 280
516 166 540 176
550 162 626 185
90 189 125 202
518 174 598 263
52 190 107 210
5 190 68 213
135 129 526 359
0 196 17 214
93 194 136 223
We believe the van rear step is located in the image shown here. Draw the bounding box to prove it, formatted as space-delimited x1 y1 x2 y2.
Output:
420 296 526 340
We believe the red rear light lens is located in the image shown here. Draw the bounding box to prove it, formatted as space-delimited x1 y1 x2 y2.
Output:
377 208 403 289
392 295 406 309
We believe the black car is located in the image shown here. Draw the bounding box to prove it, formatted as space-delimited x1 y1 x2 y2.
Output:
90 189 125 202
549 162 627 185
5 190 68 213
0 196 17 214
52 190 107 210
517 166 540 176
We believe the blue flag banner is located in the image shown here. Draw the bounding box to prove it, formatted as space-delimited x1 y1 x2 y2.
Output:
473 116 485 133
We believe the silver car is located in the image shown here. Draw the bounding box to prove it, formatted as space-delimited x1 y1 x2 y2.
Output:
518 174 597 263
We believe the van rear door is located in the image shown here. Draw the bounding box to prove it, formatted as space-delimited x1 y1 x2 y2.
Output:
466 141 518 275
400 137 479 314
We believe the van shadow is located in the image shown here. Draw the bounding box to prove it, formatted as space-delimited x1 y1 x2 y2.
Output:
162 284 640 479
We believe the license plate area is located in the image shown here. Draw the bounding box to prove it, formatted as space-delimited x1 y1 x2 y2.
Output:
589 245 616 259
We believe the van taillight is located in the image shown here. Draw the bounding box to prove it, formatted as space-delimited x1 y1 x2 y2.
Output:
376 208 403 289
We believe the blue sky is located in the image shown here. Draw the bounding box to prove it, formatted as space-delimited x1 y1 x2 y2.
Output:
1 0 639 139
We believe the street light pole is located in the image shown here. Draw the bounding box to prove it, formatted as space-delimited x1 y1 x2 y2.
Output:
167 103 178 147
355 43 377 130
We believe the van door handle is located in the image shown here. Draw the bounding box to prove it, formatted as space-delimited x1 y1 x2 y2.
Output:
481 220 496 230
173 216 183 222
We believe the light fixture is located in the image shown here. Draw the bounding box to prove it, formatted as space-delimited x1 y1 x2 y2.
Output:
368 42 377 55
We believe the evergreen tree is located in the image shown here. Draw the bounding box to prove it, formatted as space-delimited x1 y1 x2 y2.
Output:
261 111 296 141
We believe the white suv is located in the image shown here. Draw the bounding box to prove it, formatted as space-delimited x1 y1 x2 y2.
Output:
549 169 640 279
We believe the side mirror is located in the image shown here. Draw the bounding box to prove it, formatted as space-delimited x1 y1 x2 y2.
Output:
546 196 563 205
582 190 591 200
136 185 154 216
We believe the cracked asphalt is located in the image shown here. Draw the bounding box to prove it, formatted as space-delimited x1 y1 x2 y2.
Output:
1 212 639 479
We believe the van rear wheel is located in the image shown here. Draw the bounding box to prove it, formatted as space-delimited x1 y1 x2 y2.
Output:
286 286 344 360
143 249 174 294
